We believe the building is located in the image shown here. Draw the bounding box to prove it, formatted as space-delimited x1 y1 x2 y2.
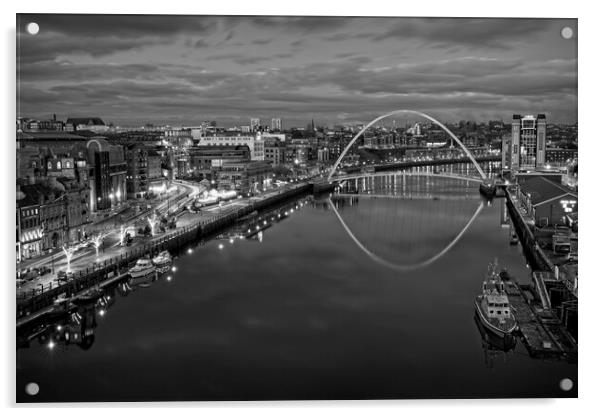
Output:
125 144 150 199
196 132 265 161
545 148 578 168
147 149 166 194
188 145 250 181
501 133 512 172
317 147 330 163
16 187 42 261
217 161 273 194
86 138 127 211
175 157 189 178
17 132 126 212
264 140 286 166
510 114 547 171
65 117 109 133
286 138 311 165
250 118 260 132
517 176 577 227
18 115 65 132
20 183 67 252
58 177 90 243
271 118 282 132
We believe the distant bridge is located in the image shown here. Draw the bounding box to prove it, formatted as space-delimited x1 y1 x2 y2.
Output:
335 171 484 184
327 110 488 182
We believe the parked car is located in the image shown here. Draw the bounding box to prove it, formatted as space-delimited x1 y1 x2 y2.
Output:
22 268 40 281
38 266 52 275
57 270 74 282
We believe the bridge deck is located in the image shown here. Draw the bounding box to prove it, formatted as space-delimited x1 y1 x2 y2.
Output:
334 171 483 183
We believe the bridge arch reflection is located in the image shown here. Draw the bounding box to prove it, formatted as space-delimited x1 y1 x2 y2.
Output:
328 172 485 272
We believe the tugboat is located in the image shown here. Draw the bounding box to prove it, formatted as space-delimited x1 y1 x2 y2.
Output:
128 258 155 278
475 260 518 339
152 250 172 268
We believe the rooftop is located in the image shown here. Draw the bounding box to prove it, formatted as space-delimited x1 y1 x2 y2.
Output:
66 117 105 126
17 131 87 141
519 175 577 206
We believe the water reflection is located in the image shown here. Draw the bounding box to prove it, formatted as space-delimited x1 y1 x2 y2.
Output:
327 173 488 272
474 314 517 370
16 198 312 353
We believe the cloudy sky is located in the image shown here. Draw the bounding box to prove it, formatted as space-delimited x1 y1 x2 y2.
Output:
17 14 577 127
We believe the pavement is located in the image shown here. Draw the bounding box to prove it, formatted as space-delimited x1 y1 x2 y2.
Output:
16 180 308 298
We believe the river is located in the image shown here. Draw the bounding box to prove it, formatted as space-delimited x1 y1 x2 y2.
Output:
16 167 577 401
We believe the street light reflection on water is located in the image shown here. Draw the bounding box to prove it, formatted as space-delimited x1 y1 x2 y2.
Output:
16 172 576 401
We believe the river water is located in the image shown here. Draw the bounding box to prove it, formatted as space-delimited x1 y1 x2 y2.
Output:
16 167 577 401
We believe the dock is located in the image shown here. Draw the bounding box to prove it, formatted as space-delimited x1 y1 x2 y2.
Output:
506 280 577 361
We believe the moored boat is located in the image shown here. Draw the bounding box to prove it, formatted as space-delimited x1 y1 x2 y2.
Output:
475 260 518 339
129 258 155 278
152 250 172 267
72 287 104 306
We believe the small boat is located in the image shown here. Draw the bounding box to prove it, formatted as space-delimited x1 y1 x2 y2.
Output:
129 258 155 278
475 260 518 339
152 251 172 267
72 287 104 306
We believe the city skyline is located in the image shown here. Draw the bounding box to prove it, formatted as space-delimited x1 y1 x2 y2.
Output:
17 15 577 126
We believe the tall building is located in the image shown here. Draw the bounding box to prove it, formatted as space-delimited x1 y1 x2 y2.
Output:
510 114 547 171
271 118 282 132
250 118 260 132
125 144 150 199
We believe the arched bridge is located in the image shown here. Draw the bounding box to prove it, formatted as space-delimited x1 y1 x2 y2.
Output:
327 109 488 182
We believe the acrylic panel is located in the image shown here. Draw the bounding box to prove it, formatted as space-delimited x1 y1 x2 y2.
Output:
16 14 578 402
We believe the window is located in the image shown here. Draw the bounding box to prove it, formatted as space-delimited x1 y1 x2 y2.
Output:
497 311 501 315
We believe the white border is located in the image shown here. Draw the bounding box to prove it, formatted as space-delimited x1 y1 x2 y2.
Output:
2 1 599 414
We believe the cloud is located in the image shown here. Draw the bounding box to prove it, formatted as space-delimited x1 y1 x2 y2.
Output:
248 16 348 32
17 56 577 124
370 18 554 49
18 14 219 38
17 14 221 63
15 15 577 125
252 39 272 45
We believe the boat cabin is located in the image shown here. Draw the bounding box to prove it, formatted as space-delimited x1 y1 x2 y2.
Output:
482 280 512 319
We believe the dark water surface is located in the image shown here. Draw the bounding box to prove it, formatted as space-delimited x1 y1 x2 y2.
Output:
16 173 577 401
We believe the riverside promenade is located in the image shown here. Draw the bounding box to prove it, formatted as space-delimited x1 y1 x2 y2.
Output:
16 183 312 321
